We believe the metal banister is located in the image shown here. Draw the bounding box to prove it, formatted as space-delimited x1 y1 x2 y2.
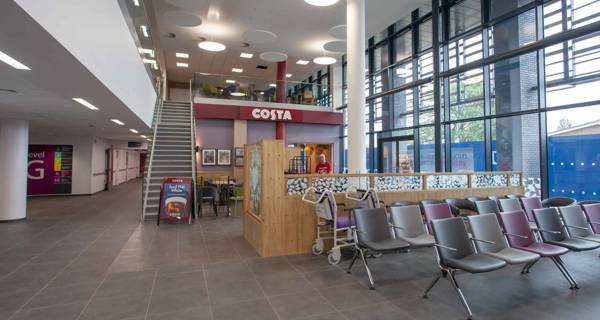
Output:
141 81 164 221
190 79 198 220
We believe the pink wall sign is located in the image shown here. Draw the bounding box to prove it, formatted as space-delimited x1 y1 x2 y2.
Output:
27 145 73 195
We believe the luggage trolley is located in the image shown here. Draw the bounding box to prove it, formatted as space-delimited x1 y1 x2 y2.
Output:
302 187 354 265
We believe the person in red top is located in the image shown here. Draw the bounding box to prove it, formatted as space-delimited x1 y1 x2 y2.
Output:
315 154 332 174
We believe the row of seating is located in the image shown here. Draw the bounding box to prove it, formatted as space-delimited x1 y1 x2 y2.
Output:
347 198 600 319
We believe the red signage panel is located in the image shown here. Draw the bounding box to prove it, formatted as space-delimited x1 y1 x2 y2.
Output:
195 103 342 125
239 106 302 122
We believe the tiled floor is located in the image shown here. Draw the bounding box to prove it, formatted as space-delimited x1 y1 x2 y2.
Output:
2 179 600 320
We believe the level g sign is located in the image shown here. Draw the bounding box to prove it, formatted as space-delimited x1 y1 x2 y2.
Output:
27 145 73 195
239 106 302 122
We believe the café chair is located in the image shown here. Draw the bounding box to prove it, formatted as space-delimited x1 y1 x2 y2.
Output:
347 208 409 289
424 217 506 319
499 210 577 289
498 198 523 212
467 214 540 273
199 186 219 216
390 205 435 247
475 200 500 215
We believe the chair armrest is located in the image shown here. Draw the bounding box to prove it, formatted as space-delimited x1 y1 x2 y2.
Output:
343 207 362 212
564 224 590 231
389 224 405 230
537 228 562 235
572 235 600 244
589 220 600 227
470 237 496 245
505 232 529 239
433 243 458 251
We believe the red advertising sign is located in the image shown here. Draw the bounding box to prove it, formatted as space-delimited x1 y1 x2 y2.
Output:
27 145 73 195
158 177 193 224
239 106 302 122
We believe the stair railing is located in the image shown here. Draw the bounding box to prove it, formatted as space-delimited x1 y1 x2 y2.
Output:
189 79 198 219
141 89 164 221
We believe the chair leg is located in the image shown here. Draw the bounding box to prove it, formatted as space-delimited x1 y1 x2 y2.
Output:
556 256 579 289
447 271 473 320
550 257 577 290
422 271 442 298
521 259 538 274
358 248 375 290
347 248 359 274
212 200 218 216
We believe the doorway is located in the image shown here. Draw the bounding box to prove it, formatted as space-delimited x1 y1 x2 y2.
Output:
378 136 415 173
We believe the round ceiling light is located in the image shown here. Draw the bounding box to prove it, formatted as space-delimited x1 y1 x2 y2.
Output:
304 0 339 6
259 51 288 62
230 92 246 97
243 30 278 44
198 41 226 52
323 40 346 53
329 24 347 39
313 56 337 65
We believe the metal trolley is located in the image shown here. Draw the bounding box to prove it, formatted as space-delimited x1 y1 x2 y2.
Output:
344 188 384 209
302 187 354 265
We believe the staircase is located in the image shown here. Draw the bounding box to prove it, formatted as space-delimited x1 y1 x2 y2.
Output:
142 100 196 220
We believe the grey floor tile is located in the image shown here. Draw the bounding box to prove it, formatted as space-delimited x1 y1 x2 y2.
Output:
207 278 265 307
342 301 416 320
319 283 386 310
80 294 150 320
24 283 98 309
268 289 337 320
255 273 314 297
10 302 86 320
95 275 154 299
149 307 212 320
212 298 278 320
148 286 209 315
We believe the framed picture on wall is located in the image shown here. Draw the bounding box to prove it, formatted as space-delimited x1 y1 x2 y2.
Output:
235 157 244 167
235 147 244 158
201 149 216 166
217 149 231 166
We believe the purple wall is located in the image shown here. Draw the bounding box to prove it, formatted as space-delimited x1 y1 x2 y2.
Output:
247 121 275 144
196 119 233 171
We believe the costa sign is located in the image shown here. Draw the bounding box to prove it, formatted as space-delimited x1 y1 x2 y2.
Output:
239 106 301 122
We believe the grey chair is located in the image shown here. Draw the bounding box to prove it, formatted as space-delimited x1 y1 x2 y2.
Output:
542 197 577 208
390 205 435 247
467 196 488 204
559 206 600 243
422 199 460 216
467 214 540 273
533 207 600 254
488 195 508 201
347 208 409 289
388 200 418 207
424 217 506 319
498 198 523 212
475 200 500 215
445 198 478 217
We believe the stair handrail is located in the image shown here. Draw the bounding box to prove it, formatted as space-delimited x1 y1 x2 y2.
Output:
189 79 198 220
141 88 164 221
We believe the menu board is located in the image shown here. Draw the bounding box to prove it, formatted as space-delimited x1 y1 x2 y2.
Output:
159 177 193 224
27 145 73 195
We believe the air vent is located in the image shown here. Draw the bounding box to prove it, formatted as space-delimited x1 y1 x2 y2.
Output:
256 65 268 69
128 141 142 148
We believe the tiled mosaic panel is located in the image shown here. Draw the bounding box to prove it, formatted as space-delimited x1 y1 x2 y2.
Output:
287 178 308 196
471 174 507 188
525 177 541 197
426 175 468 189
375 175 422 191
510 174 521 186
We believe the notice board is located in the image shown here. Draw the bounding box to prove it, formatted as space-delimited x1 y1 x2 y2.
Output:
27 145 73 195
159 177 193 224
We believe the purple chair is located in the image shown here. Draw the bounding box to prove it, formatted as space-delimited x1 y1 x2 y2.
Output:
499 210 578 289
422 203 454 233
582 203 600 234
520 197 543 222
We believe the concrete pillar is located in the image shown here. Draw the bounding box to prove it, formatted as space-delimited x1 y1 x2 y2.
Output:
0 119 29 221
276 60 287 140
233 120 247 182
346 0 367 173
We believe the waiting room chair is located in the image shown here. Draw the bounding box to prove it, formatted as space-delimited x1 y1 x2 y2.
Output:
498 198 523 212
424 217 506 319
422 203 454 233
488 195 508 201
390 205 435 247
532 208 600 254
507 194 526 200
445 198 478 217
347 208 409 289
578 200 600 208
559 206 600 244
498 210 577 289
520 197 543 222
475 200 500 215
542 197 577 208
466 196 488 204
388 200 418 207
582 203 600 233
467 214 540 272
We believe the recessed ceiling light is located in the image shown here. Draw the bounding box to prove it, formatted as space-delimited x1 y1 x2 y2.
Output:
232 68 243 73
269 83 277 87
133 0 140 6
230 92 246 96
304 0 339 6
140 135 147 138
259 91 264 94
140 25 149 38
72 98 99 111
130 129 138 133
225 79 235 84
146 138 152 141
286 73 292 78
313 56 336 65
138 48 154 57
176 62 188 67
142 58 156 64
296 59 309 65
0 50 30 70
198 41 226 52
240 52 253 58
111 119 125 126
175 52 189 58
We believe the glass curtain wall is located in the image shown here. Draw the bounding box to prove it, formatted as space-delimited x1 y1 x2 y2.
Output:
339 0 600 199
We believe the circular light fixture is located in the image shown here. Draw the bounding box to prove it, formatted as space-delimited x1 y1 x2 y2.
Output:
198 41 226 52
313 56 337 65
304 0 339 6
230 92 246 97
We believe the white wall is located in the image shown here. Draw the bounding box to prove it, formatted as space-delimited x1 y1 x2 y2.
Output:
15 0 157 126
29 134 93 195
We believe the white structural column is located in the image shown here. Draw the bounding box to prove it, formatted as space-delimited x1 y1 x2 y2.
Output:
346 0 367 173
0 119 29 221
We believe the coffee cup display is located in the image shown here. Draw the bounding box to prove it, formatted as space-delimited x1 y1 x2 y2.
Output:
165 196 187 219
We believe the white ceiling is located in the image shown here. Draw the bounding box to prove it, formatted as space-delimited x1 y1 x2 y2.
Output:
0 1 152 141
148 0 428 83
